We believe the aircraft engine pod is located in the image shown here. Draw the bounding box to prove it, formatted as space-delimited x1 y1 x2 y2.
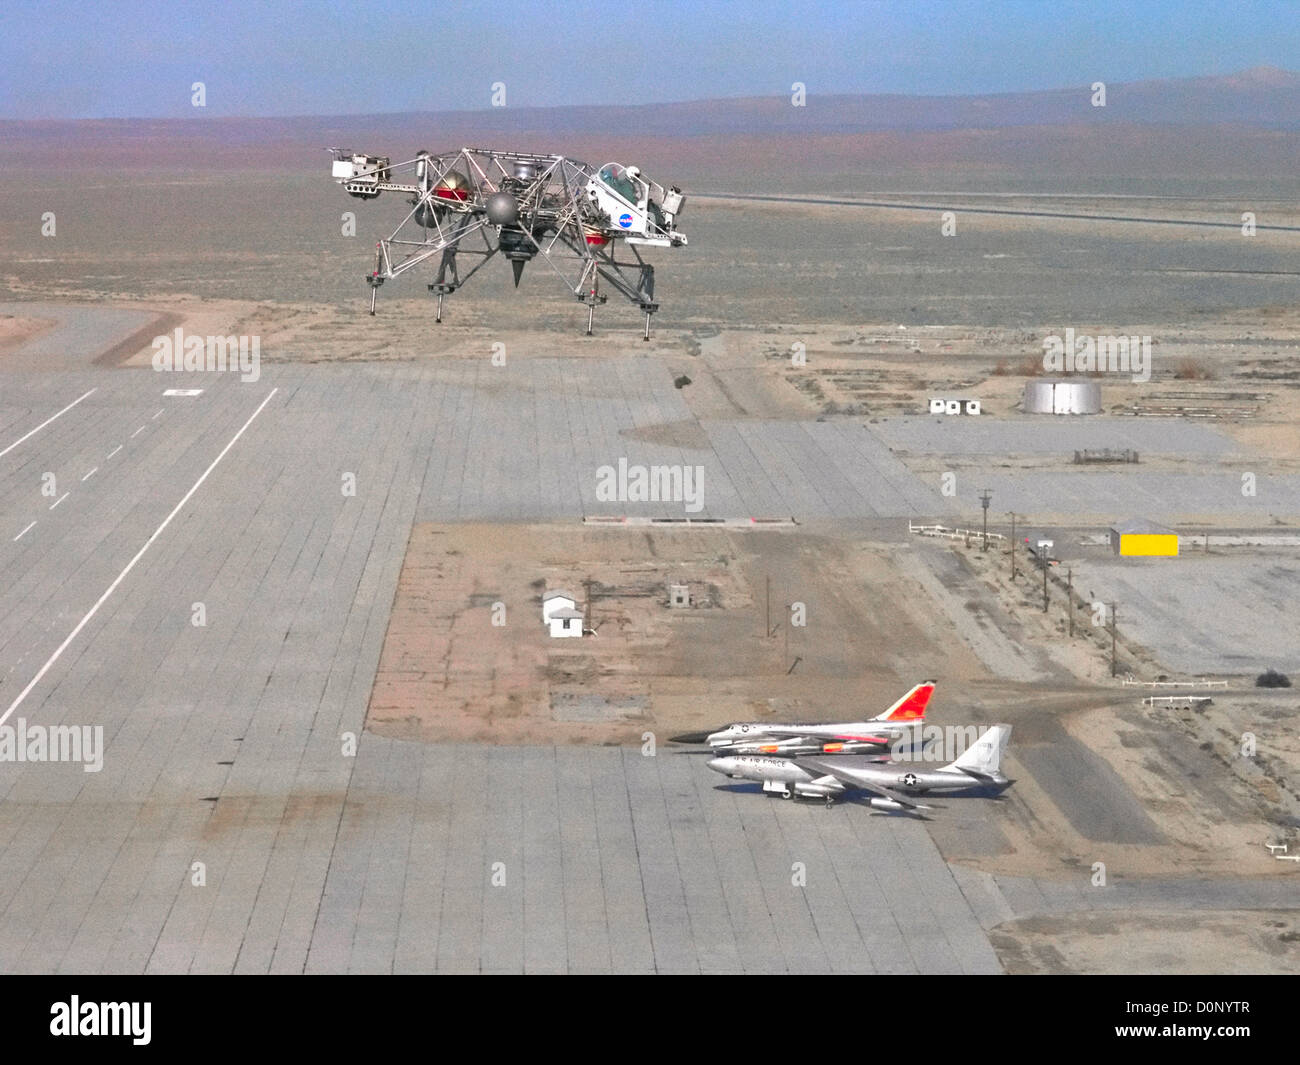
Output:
486 191 520 227
497 227 534 260
496 226 536 287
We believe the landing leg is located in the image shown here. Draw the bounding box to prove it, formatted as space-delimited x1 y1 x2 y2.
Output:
369 245 383 316
579 269 603 337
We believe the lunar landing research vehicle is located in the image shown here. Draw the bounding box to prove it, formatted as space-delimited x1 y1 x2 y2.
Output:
330 146 689 337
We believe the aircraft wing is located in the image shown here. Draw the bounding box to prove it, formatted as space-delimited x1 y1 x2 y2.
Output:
797 758 929 810
745 728 891 744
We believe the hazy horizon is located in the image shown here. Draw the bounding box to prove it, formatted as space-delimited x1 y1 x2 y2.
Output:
0 63 1294 126
4 0 1300 119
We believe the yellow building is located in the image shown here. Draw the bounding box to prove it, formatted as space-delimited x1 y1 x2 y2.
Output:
1110 519 1179 557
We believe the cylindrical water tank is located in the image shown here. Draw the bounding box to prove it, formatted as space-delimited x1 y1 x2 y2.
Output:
1023 378 1101 414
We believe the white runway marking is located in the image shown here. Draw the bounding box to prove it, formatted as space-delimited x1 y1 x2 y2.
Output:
0 388 278 728
49 493 68 510
130 425 145 438
0 388 96 461
153 408 165 418
13 522 35 542
106 445 123 459
81 468 98 481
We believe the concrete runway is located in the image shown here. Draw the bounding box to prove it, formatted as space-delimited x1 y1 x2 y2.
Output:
0 306 1288 973
0 335 991 972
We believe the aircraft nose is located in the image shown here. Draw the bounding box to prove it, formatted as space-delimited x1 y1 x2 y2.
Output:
706 758 731 774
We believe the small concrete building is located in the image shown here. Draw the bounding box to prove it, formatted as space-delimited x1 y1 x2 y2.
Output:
542 589 584 637
546 607 585 638
668 584 690 608
1110 519 1179 557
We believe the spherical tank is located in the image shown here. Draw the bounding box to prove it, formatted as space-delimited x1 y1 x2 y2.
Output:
486 191 520 227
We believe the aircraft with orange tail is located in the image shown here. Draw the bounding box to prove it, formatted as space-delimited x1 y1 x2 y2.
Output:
668 681 934 757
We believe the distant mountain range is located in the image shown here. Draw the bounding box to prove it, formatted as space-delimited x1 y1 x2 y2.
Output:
3 68 1297 183
317 64 1299 136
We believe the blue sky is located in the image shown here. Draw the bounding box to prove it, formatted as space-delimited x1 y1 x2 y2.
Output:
2 0 1297 118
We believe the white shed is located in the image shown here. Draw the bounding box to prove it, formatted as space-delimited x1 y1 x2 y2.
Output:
542 590 584 638
542 590 577 621
547 607 585 638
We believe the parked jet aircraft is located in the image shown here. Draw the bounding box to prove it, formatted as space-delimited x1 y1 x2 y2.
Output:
706 723 1012 811
670 681 934 756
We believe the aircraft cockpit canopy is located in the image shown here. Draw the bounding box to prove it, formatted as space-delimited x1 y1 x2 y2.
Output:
598 163 646 206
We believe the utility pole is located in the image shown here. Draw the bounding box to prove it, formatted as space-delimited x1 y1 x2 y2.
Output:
1110 602 1118 677
784 604 790 668
1067 568 1074 636
765 575 771 638
978 489 993 552
1009 512 1019 579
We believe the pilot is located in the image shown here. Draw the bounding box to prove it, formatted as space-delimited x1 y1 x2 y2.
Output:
600 163 641 205
625 167 646 205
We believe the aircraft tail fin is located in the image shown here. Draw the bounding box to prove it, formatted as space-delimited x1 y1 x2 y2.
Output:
872 681 935 724
946 724 1011 777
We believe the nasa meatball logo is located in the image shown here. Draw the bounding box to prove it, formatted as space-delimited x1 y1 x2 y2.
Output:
618 213 633 228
